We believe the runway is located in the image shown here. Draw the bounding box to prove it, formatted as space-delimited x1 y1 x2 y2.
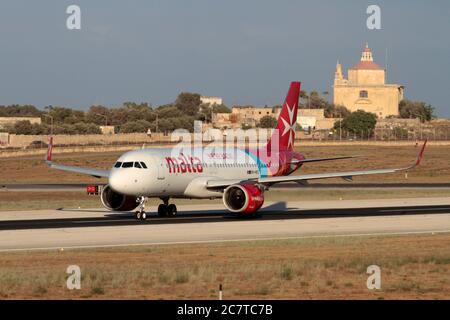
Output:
1 198 450 252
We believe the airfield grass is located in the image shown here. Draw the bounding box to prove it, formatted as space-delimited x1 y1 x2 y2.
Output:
0 233 449 299
1 144 450 184
1 188 450 211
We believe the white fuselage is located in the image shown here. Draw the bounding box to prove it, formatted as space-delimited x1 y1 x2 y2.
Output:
108 147 262 199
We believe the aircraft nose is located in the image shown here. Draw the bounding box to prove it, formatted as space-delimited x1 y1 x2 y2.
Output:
109 170 126 194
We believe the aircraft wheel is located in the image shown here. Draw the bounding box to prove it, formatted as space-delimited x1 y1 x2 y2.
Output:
167 204 177 217
157 204 168 217
136 211 142 220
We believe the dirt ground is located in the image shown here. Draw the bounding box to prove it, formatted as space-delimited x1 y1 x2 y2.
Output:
0 233 449 300
0 145 448 184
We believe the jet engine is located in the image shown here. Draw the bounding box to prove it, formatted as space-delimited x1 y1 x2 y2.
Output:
100 184 139 211
223 184 264 214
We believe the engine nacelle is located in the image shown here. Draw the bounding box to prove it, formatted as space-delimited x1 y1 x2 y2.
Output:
100 184 139 211
223 184 264 214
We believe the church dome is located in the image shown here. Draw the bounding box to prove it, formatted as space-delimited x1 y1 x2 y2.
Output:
350 60 383 70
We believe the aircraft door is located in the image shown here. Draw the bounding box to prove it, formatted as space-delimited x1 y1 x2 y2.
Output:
157 158 165 180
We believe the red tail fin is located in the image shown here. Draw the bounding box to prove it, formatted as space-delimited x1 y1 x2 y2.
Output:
267 81 301 152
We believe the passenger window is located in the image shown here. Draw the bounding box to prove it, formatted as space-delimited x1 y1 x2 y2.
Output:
122 162 133 168
140 162 147 169
134 162 142 169
114 162 122 168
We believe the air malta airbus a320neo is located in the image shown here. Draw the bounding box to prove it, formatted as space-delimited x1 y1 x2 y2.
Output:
45 82 427 220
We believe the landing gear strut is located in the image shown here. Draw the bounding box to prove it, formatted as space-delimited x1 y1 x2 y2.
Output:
135 196 148 220
157 197 177 217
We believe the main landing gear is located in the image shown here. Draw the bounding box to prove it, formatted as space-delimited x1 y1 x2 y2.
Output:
133 196 177 221
157 197 177 217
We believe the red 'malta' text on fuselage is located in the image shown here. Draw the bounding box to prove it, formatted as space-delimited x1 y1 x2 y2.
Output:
165 153 204 174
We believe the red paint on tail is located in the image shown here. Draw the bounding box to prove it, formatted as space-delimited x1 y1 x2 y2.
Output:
266 81 301 152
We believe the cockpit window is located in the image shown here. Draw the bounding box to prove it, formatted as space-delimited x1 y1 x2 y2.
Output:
122 162 133 168
140 162 147 169
114 162 122 168
134 162 142 168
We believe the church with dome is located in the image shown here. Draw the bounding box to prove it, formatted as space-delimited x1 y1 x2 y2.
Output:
333 44 404 118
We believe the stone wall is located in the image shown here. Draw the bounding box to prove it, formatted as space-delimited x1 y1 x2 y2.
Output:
4 129 275 148
7 133 172 148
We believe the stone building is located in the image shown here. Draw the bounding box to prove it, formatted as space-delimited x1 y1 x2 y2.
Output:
213 106 281 129
333 44 404 118
200 96 223 106
297 109 335 131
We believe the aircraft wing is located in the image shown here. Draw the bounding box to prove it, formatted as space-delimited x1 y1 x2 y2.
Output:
291 155 356 164
260 140 426 185
207 140 427 188
46 162 110 178
207 179 253 188
45 138 110 178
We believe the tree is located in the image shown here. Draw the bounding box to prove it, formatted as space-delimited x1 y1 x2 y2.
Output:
12 120 33 135
212 104 231 113
399 100 434 122
299 91 333 110
85 105 111 125
0 105 42 117
119 120 152 133
46 106 85 124
334 110 377 138
258 115 277 128
325 104 351 118
73 122 101 134
175 92 201 116
156 104 183 119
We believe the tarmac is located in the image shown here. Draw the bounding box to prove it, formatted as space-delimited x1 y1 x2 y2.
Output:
1 197 450 252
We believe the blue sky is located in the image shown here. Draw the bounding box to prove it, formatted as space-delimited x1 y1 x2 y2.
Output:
0 1 449 116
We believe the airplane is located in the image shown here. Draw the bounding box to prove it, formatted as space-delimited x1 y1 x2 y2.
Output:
45 82 427 220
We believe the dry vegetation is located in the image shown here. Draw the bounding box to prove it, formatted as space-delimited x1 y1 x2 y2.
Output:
0 233 449 299
0 144 449 184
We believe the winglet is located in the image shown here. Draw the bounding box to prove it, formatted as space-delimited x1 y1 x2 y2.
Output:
414 139 427 167
46 137 53 162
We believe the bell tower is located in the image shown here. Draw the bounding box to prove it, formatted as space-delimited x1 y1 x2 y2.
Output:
334 60 346 85
361 42 373 62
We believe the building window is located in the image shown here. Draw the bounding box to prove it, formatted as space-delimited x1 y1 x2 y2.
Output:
360 90 368 98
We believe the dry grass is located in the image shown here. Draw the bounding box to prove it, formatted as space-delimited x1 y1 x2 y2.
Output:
0 233 449 299
0 191 99 211
0 145 449 184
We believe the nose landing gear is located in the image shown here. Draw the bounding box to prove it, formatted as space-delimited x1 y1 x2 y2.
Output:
135 196 148 220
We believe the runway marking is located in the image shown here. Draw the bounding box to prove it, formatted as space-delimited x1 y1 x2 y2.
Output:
1 229 449 253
